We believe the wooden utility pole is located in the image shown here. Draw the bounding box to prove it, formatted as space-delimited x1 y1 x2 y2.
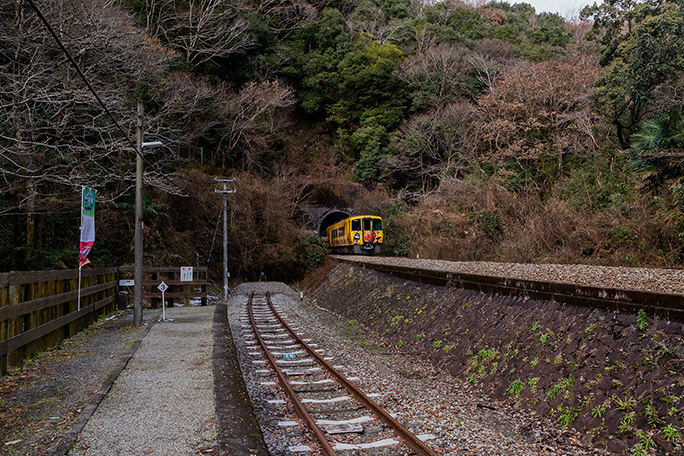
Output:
134 100 144 326
134 101 163 325
214 178 236 302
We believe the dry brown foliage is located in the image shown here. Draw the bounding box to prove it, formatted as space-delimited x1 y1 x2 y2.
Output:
389 177 684 268
386 101 479 193
478 53 601 166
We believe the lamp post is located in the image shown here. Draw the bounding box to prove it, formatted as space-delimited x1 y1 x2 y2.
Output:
134 100 163 326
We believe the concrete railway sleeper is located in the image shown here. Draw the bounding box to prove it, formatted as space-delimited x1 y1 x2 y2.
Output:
244 291 440 455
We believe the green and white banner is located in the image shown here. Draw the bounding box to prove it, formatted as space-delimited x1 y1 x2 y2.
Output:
79 187 97 267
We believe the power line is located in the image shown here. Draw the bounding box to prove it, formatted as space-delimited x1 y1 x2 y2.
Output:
25 0 219 212
26 0 138 153
206 210 222 264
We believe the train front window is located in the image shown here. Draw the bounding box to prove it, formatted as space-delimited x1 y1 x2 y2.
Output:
352 220 361 231
373 219 382 231
363 219 371 230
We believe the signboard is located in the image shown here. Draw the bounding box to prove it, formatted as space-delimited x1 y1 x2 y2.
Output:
157 281 169 292
119 279 134 286
283 353 296 359
180 267 193 282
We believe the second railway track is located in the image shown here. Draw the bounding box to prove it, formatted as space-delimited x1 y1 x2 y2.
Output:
333 256 684 322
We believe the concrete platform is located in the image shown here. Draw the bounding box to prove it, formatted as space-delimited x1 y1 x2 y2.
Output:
0 304 270 456
67 304 268 455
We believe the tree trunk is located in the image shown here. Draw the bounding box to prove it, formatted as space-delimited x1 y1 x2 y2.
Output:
25 180 36 266
11 214 20 270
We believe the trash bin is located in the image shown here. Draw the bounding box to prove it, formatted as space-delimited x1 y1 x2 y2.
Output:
117 291 129 310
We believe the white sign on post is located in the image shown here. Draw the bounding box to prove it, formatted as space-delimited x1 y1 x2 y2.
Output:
180 267 193 282
158 281 168 320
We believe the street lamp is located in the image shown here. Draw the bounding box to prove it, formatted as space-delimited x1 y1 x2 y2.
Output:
134 100 163 326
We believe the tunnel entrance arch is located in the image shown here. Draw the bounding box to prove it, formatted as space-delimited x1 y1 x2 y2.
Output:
318 210 351 236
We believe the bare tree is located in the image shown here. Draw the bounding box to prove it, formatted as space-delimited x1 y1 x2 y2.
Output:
397 41 472 107
217 80 296 171
255 0 319 39
0 0 174 267
385 101 479 193
145 0 257 66
346 2 412 45
477 54 600 168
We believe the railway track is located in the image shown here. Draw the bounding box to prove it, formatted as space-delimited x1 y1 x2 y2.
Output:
242 291 440 455
334 256 684 322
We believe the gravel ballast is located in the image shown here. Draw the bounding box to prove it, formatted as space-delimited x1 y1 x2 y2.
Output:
70 307 217 456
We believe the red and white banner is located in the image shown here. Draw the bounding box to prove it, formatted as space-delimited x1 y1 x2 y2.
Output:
79 187 97 267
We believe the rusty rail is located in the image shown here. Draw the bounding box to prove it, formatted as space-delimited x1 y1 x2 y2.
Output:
248 292 337 456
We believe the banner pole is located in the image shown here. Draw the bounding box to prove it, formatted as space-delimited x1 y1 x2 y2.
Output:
78 266 82 311
78 186 84 311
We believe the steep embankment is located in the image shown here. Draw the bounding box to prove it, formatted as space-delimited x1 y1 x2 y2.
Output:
308 262 684 455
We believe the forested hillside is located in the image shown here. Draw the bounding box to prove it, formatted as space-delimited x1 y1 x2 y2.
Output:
2 0 684 281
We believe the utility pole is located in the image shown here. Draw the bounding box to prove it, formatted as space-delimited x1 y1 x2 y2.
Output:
134 101 163 326
215 178 236 302
134 101 144 326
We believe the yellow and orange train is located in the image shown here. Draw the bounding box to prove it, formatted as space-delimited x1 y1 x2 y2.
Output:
326 215 383 255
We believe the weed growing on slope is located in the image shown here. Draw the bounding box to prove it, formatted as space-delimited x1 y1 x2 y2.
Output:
557 406 579 427
662 423 681 442
618 411 636 434
612 395 636 411
528 377 539 392
591 403 608 418
507 379 524 397
636 309 648 331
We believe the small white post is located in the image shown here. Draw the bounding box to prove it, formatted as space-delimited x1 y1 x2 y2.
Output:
158 281 169 321
77 266 82 311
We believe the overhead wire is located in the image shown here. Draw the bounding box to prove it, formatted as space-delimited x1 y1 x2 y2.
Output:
206 210 222 264
25 0 220 213
26 0 227 265
25 0 138 153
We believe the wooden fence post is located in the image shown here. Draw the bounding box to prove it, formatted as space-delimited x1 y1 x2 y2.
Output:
0 279 8 375
7 282 22 369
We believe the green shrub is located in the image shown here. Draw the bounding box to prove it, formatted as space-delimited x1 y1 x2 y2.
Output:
507 379 524 397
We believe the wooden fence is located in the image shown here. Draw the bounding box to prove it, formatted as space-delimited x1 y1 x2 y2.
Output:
118 267 208 307
0 266 209 376
0 267 118 376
